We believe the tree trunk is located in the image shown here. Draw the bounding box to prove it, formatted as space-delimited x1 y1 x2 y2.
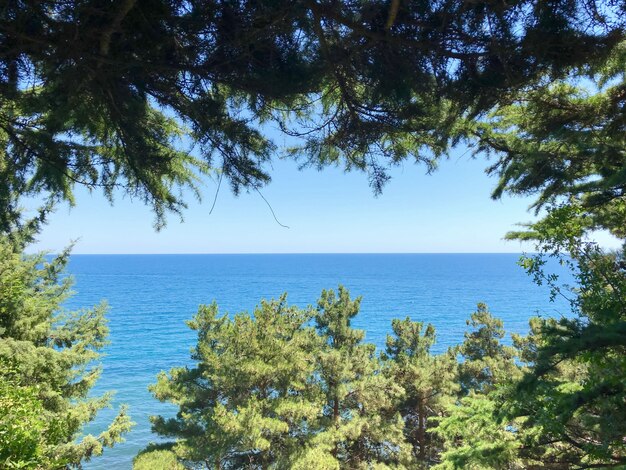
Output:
417 397 426 461
332 388 340 458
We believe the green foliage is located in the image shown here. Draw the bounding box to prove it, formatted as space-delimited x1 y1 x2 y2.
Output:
2 5 624 469
147 260 626 469
506 230 626 467
383 318 458 466
0 234 133 468
458 304 520 394
1 0 623 224
148 287 412 469
133 446 184 470
149 295 322 468
432 392 524 470
0 374 50 469
434 210 626 469
0 89 207 231
476 40 626 238
430 305 532 470
309 287 411 468
149 286 558 470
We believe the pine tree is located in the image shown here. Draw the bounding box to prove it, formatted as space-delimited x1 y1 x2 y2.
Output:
0 373 53 469
431 307 526 469
431 390 526 470
383 318 458 466
297 287 412 469
458 304 520 394
503 218 626 468
148 295 323 469
147 287 414 469
0 233 132 468
475 40 626 237
434 221 626 469
133 446 184 470
1 1 623 226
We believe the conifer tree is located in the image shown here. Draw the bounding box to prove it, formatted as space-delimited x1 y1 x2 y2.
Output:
0 233 132 468
299 287 412 469
1 1 623 226
0 374 53 469
148 296 323 469
382 318 457 466
434 213 626 469
133 446 184 470
431 308 526 469
475 40 626 236
431 390 527 470
147 287 414 469
458 304 520 394
503 215 626 468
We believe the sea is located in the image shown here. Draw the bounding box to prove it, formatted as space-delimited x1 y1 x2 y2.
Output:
63 254 572 469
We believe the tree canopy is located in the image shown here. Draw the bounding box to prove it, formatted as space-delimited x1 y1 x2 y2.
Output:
1 0 623 228
149 288 413 469
0 233 132 468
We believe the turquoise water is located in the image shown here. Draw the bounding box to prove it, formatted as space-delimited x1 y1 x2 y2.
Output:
64 254 571 469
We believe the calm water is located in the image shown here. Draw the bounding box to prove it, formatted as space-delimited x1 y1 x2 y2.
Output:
64 254 571 469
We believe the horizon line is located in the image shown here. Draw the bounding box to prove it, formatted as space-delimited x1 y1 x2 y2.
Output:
55 251 531 256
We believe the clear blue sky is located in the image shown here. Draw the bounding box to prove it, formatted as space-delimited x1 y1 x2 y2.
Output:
29 146 619 254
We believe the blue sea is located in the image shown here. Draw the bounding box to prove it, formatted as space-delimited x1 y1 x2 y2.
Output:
64 254 572 469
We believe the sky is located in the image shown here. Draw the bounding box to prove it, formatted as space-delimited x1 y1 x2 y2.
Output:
29 146 620 254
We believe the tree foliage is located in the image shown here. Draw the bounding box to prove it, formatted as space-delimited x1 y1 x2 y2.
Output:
147 287 414 469
133 446 185 470
147 286 559 469
433 392 524 470
476 38 626 236
1 3 625 469
149 296 321 468
382 317 457 466
458 303 520 395
0 233 133 468
309 287 410 468
509 222 626 468
0 374 51 469
0 0 623 227
433 214 626 469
